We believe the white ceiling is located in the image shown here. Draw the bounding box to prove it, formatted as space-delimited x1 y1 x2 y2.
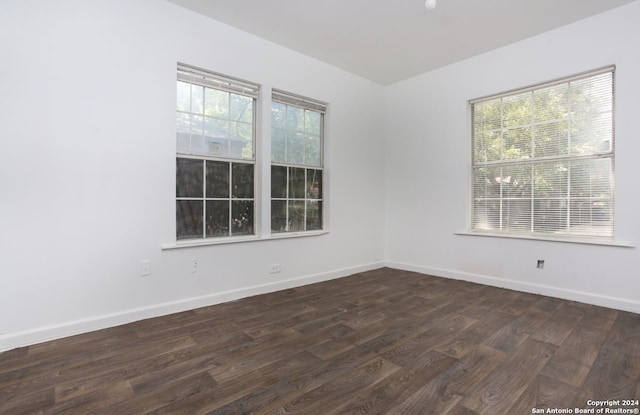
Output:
166 0 637 85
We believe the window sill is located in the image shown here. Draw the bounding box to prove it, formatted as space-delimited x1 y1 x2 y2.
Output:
455 231 634 248
161 230 328 250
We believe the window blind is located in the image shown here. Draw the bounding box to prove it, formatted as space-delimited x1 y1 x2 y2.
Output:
177 63 260 98
471 67 615 238
272 89 327 113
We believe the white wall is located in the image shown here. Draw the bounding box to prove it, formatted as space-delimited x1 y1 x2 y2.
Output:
0 0 386 350
385 1 640 313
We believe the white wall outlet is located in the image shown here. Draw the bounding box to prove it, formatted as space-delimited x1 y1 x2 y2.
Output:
191 258 198 273
140 260 151 277
269 263 281 274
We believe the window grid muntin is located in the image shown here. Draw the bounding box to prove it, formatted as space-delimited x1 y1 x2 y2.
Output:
271 165 323 233
176 157 255 239
176 63 258 241
271 90 326 234
471 68 614 238
177 81 256 161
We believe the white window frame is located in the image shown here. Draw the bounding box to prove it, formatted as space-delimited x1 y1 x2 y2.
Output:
270 89 327 234
165 65 330 249
469 66 615 242
175 63 259 242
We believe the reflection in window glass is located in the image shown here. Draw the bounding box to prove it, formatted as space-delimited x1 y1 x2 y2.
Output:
206 200 229 237
471 68 614 238
176 63 257 240
177 200 203 240
270 91 326 234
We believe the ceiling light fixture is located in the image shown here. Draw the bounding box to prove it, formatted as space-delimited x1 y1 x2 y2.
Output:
425 0 437 10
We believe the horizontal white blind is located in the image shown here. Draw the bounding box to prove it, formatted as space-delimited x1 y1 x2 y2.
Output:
471 68 615 238
177 63 260 98
272 89 327 113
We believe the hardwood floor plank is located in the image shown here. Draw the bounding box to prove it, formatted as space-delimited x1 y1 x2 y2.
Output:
268 357 401 414
432 344 507 398
1 267 638 415
460 338 557 414
505 374 580 414
540 323 608 387
0 386 54 415
327 351 456 415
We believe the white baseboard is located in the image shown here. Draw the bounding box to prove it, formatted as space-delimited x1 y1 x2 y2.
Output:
385 261 640 314
0 262 384 352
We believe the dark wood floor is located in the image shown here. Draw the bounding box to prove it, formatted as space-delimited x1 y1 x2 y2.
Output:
1 268 639 415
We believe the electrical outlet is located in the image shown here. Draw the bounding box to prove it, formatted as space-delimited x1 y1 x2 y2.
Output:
140 260 151 277
269 263 281 274
537 259 545 269
191 258 198 274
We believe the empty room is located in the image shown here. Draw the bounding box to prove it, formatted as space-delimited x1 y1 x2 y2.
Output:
1 0 639 414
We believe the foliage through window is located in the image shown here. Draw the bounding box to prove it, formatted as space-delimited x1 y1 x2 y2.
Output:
271 90 326 233
176 63 258 240
471 67 615 239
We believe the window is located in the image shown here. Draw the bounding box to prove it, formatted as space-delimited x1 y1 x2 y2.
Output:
175 63 259 240
471 67 615 239
271 89 326 233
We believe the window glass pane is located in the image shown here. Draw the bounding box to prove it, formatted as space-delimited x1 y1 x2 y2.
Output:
271 200 287 233
272 102 287 129
503 127 531 160
474 131 500 163
176 158 203 197
205 116 227 139
305 110 321 136
473 99 502 131
205 88 228 118
232 163 253 198
230 121 253 159
232 201 254 235
534 84 568 123
206 117 229 140
306 201 322 230
287 132 305 165
473 166 501 199
206 161 229 198
177 200 203 239
569 73 613 156
205 200 229 237
570 200 612 236
570 159 613 199
502 92 531 127
288 201 305 231
305 135 321 166
271 166 287 198
230 94 253 122
189 114 205 155
571 115 612 155
535 162 567 198
271 128 286 163
534 121 568 157
176 113 190 153
502 199 531 232
501 164 532 232
472 199 500 231
177 81 191 112
306 169 322 199
191 85 204 115
289 168 305 199
286 105 304 131
533 199 566 233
